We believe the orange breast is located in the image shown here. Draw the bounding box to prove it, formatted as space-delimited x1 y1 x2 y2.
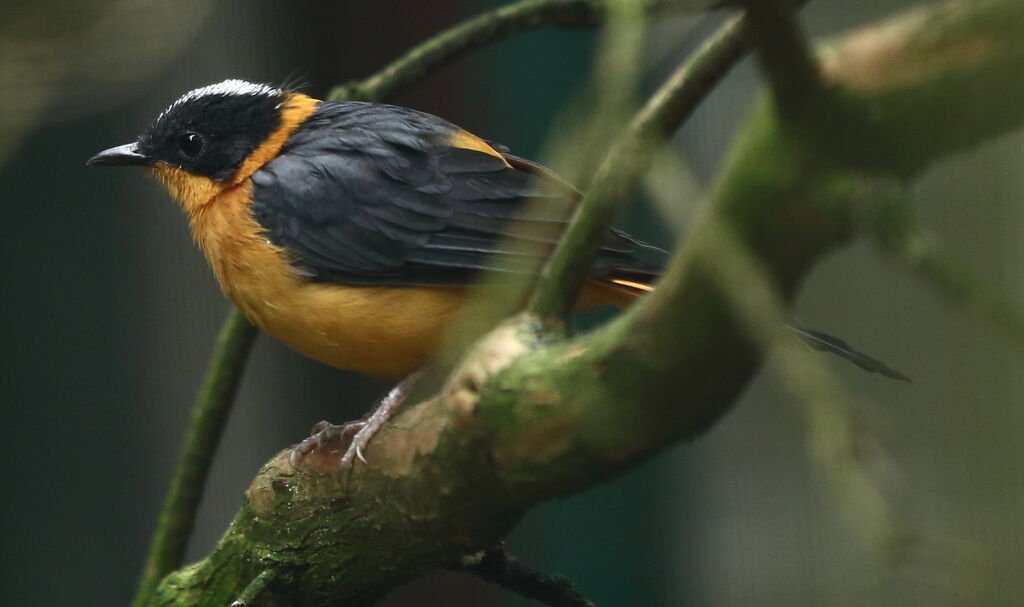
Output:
188 183 641 379
189 182 469 379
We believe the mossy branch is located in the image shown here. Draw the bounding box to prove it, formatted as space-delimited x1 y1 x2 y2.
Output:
146 0 1024 605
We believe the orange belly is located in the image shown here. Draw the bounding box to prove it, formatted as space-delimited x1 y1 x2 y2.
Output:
248 282 468 380
245 281 636 380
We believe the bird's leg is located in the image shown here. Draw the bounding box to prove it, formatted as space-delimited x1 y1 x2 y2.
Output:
338 371 421 469
288 420 362 469
289 371 423 471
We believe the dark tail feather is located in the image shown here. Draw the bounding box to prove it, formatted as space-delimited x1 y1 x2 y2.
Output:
786 325 910 382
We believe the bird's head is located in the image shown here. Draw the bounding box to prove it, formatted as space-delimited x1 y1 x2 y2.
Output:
88 79 317 213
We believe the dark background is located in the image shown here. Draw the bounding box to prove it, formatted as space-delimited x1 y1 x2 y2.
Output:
4 1 1023 605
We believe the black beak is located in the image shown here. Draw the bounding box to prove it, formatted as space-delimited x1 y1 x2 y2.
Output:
87 142 152 167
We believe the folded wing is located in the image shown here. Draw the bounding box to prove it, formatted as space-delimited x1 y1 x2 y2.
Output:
250 101 661 286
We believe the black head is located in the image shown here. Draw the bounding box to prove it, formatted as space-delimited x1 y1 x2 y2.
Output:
88 80 284 181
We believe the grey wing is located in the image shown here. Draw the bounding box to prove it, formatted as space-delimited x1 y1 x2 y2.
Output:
250 101 662 286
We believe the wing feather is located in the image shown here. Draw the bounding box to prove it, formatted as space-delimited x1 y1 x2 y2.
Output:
250 100 662 286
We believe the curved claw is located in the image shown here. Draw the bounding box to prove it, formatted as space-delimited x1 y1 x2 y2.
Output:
288 421 362 470
289 371 423 473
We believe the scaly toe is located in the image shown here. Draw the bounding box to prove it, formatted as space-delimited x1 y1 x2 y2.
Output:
289 420 366 470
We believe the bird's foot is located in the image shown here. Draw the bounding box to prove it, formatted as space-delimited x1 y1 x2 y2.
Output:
288 419 364 470
289 372 422 472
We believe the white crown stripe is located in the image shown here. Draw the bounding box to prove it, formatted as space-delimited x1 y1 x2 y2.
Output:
157 79 281 121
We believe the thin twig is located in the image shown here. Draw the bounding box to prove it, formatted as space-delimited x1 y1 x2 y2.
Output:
695 215 909 563
526 12 754 324
867 179 1024 351
329 0 708 103
453 545 596 607
130 308 257 607
885 226 1024 350
230 569 277 607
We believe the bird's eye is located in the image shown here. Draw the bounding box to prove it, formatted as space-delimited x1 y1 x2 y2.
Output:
177 132 205 158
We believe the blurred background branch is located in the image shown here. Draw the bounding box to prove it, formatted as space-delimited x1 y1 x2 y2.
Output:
0 0 211 165
328 0 705 103
526 9 755 325
130 308 256 607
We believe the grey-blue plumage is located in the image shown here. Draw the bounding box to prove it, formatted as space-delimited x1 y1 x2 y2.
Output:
250 101 661 286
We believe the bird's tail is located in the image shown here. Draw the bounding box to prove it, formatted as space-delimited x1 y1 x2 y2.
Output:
785 325 910 381
586 277 909 381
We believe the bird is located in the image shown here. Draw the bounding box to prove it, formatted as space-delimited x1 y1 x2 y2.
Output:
88 79 905 467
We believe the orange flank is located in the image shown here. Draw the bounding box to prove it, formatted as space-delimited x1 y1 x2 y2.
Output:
609 278 654 292
447 130 512 166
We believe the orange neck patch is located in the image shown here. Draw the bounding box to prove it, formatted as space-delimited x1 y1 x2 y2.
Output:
150 92 321 217
230 92 320 186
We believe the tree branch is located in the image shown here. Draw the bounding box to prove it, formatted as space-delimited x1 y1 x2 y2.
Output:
328 0 714 103
526 10 756 324
130 308 257 607
452 544 596 607
738 0 830 131
879 221 1024 351
146 0 1024 605
229 569 277 607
